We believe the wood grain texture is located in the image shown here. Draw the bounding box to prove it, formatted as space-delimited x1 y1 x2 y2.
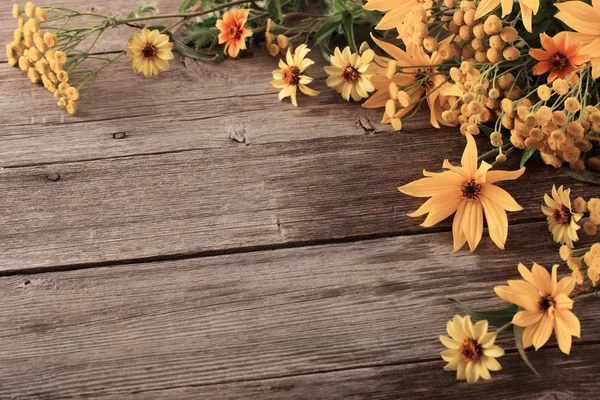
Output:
0 131 589 272
0 57 401 167
0 221 597 399
92 343 600 400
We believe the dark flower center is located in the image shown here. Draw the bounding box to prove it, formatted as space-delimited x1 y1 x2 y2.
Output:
461 179 482 200
282 66 300 86
228 25 242 39
459 339 482 361
416 67 435 90
539 295 556 312
141 43 157 59
548 52 569 72
341 66 359 83
552 204 572 225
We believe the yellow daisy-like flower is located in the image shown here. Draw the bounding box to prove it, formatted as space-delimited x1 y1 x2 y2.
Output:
399 134 525 252
324 46 375 102
440 315 504 384
271 44 319 107
363 0 433 31
495 263 580 354
541 185 583 248
475 0 540 33
126 28 174 78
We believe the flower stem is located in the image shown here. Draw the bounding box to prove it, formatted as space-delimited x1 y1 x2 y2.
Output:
495 322 512 335
574 291 600 301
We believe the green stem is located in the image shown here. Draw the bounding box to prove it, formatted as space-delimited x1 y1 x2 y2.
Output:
574 291 600 301
495 322 512 335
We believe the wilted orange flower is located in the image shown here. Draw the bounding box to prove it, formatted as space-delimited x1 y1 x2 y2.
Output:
399 134 525 252
216 8 253 58
529 32 589 84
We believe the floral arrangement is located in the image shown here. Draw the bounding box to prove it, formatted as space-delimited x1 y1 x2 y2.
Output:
5 0 600 384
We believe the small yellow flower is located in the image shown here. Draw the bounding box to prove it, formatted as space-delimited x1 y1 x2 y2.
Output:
53 50 67 65
126 28 174 78
440 315 504 384
324 46 375 102
399 134 525 252
57 70 68 82
35 7 48 22
541 185 583 248
12 3 21 19
271 44 319 107
66 86 79 101
495 262 580 354
66 100 77 115
43 32 58 47
24 1 35 18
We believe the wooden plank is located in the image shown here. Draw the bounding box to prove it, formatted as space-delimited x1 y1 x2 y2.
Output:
91 343 600 400
0 132 589 271
0 222 597 398
0 57 401 166
0 0 182 62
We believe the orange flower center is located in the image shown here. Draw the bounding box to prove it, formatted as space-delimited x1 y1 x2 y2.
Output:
228 24 242 39
459 339 482 361
552 204 572 225
341 66 359 83
461 179 482 200
548 52 569 72
539 295 556 312
282 65 301 86
141 43 157 59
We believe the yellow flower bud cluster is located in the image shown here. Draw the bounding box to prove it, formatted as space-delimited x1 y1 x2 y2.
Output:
265 19 292 57
442 62 522 147
7 2 78 114
582 243 600 286
397 5 433 48
443 5 521 64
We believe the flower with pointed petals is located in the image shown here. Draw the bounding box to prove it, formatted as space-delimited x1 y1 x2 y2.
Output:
325 46 375 102
363 0 433 31
440 315 504 384
399 134 525 252
555 0 600 78
271 44 319 107
367 35 462 129
126 28 174 78
529 32 589 84
216 8 253 58
495 263 580 354
475 0 539 33
542 185 583 248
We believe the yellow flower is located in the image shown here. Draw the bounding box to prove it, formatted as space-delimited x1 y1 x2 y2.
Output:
495 263 580 354
475 0 539 33
541 185 583 248
271 44 319 107
324 46 375 102
555 1 600 78
125 28 174 78
35 7 48 22
363 0 433 31
12 4 21 19
440 315 504 384
399 134 525 252
367 36 462 129
24 1 35 18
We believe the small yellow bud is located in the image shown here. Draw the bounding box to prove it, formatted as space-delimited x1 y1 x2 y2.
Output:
25 2 35 18
35 7 48 22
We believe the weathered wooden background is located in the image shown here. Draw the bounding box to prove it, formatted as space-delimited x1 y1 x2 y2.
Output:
1 1 598 399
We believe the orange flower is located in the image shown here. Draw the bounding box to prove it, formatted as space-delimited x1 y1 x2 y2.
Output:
216 9 253 58
529 32 589 84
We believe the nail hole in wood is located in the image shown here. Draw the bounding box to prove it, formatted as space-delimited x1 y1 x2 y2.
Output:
47 172 61 181
23 280 30 286
113 132 127 140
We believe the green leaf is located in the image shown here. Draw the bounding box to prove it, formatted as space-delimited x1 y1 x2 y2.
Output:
565 169 600 184
127 5 156 19
341 14 357 53
179 0 199 12
266 0 284 21
166 32 217 60
314 13 343 44
520 147 536 168
514 325 541 378
448 298 518 327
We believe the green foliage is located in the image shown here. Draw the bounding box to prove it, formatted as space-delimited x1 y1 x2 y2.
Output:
266 0 284 21
520 147 537 168
126 6 155 19
514 325 541 377
183 18 220 50
448 298 518 328
565 169 600 185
